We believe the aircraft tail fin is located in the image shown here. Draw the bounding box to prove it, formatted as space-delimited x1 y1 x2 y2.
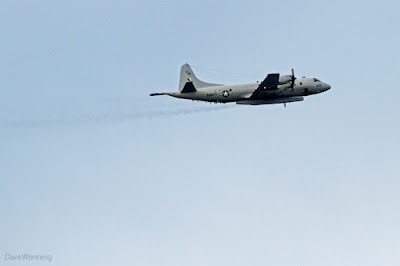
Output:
179 64 221 92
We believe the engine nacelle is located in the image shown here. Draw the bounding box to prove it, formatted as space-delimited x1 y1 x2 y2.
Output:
277 83 291 90
279 75 292 84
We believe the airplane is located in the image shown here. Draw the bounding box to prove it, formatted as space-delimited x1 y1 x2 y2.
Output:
150 64 331 106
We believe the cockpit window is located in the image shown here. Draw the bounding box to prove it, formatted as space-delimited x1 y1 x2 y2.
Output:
314 78 321 82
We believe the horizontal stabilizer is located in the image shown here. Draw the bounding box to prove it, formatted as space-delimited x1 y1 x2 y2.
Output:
236 96 304 105
150 92 168 96
181 81 196 93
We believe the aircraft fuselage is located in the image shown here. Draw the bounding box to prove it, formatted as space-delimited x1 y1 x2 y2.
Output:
150 64 331 105
165 78 330 103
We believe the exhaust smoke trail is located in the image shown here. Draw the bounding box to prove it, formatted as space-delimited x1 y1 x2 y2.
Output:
0 103 237 129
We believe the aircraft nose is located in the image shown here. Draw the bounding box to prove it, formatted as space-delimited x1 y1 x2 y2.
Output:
325 83 331 91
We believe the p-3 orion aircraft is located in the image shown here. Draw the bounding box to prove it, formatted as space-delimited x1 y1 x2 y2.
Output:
150 64 331 106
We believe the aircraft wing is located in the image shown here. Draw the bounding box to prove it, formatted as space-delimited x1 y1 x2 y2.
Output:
251 73 280 98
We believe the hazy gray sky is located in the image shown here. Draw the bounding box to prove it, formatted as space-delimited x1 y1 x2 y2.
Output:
1 0 400 265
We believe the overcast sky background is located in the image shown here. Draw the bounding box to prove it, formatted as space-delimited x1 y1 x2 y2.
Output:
1 0 400 265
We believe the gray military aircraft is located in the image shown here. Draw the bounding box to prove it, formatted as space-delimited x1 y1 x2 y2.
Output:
150 64 330 106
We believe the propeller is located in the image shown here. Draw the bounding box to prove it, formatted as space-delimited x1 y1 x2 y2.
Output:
291 68 296 94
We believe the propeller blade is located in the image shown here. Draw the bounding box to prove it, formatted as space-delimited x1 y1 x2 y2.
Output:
291 68 295 93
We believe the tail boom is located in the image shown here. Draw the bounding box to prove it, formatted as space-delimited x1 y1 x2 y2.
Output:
149 92 169 96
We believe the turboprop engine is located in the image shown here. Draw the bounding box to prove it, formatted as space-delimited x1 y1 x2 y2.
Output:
277 75 292 90
279 75 292 84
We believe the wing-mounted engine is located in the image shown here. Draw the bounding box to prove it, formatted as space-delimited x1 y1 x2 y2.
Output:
277 70 296 93
251 69 296 98
278 75 292 84
277 75 292 90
